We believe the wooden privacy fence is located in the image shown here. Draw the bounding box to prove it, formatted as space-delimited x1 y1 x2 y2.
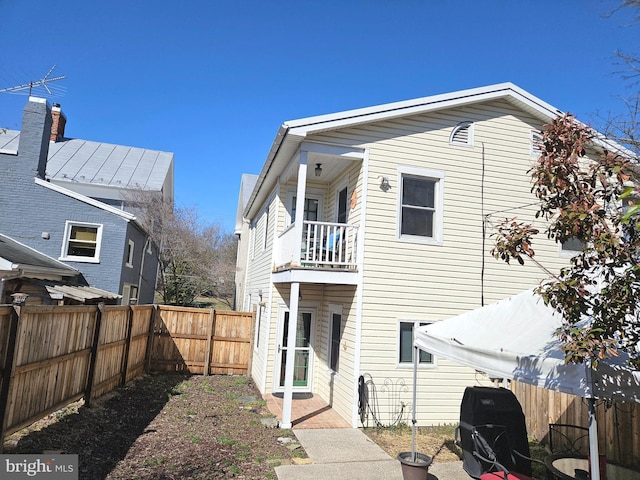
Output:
0 304 254 450
149 306 254 375
512 381 640 468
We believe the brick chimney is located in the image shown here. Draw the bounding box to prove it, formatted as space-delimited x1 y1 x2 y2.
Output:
50 103 66 142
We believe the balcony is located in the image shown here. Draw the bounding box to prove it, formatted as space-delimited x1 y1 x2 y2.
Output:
273 220 359 284
300 221 358 269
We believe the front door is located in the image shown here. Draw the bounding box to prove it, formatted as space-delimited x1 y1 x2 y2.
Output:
277 310 314 391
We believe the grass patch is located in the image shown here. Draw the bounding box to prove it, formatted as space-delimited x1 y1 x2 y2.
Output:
142 456 167 467
168 381 189 397
201 383 215 393
217 436 236 446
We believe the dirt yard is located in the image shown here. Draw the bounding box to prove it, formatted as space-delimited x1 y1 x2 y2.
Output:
363 423 462 462
4 373 304 479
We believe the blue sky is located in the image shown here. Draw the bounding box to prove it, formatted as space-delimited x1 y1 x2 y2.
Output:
1 0 637 232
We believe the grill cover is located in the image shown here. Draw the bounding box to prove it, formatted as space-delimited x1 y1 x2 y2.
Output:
459 386 531 478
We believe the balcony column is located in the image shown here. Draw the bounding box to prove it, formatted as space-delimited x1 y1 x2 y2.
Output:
291 151 308 266
281 281 300 428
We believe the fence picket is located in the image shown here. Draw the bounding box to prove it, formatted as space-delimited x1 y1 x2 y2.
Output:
0 303 252 448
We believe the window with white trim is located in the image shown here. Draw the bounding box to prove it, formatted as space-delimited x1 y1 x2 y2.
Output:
126 239 135 268
60 221 103 263
450 121 474 146
398 321 433 365
398 167 444 244
328 305 343 373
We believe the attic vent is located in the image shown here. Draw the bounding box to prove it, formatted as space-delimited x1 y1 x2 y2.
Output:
450 122 474 146
531 130 544 156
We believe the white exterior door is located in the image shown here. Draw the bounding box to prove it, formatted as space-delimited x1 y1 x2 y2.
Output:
275 309 315 392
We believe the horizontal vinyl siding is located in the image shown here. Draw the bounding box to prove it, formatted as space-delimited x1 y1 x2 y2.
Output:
246 192 278 392
312 285 358 425
310 99 580 425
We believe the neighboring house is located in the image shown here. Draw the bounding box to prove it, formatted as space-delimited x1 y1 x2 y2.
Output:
0 97 174 305
234 173 259 310
236 83 613 429
0 232 120 305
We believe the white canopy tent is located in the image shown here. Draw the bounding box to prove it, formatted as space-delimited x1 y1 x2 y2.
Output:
414 289 640 480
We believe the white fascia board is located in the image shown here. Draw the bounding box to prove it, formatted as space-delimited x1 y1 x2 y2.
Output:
299 141 365 159
244 125 291 219
35 178 137 222
286 83 562 136
271 268 358 285
0 257 17 272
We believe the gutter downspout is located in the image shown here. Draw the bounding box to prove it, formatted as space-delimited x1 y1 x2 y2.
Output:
137 236 149 304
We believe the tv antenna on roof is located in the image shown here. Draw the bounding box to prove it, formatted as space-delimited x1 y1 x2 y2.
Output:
0 65 67 97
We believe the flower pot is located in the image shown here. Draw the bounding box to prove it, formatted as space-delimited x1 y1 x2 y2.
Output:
398 452 432 480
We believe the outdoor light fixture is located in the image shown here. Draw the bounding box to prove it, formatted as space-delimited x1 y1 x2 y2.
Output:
315 163 322 177
380 176 390 192
11 292 28 305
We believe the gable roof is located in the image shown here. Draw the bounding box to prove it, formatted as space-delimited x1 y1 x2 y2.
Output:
244 83 564 218
0 233 78 278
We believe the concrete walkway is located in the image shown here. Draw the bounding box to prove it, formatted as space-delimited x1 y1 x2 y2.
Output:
275 428 470 480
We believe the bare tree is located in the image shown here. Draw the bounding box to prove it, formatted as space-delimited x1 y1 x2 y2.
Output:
125 189 237 307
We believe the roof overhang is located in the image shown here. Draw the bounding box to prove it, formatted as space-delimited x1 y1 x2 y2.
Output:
35 177 137 222
244 83 564 219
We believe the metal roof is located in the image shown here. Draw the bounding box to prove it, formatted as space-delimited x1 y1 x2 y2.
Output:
0 233 78 276
0 129 19 153
0 129 173 192
39 281 121 302
47 138 173 191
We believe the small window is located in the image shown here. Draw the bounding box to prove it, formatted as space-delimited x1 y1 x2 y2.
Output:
328 309 343 372
561 237 585 252
60 221 103 263
450 122 474 146
126 239 135 268
398 167 444 244
531 131 543 156
399 321 433 365
263 206 270 251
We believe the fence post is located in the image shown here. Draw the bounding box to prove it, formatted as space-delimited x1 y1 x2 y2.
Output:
84 303 103 408
121 306 134 385
0 306 21 453
145 305 158 372
203 309 216 376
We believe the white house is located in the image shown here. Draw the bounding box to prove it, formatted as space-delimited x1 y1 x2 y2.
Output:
236 83 598 428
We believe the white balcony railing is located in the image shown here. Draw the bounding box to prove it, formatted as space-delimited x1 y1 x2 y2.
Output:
300 221 358 269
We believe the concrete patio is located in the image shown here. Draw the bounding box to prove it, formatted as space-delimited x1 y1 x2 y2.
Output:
275 428 470 480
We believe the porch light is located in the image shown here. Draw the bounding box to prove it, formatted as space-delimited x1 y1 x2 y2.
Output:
380 176 390 192
11 292 28 305
315 163 322 177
